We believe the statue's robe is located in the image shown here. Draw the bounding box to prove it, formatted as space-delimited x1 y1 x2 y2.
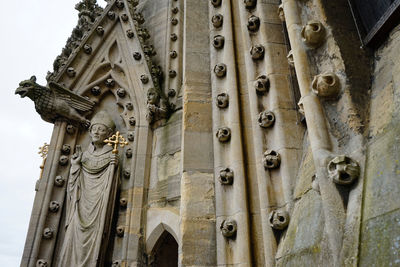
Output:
59 143 118 267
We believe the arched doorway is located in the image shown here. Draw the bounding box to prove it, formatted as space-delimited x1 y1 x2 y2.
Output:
150 231 178 267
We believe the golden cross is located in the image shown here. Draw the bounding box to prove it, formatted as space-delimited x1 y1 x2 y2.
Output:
104 131 129 154
38 143 49 159
38 142 49 179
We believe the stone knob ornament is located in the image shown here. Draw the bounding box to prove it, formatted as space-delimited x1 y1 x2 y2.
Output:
43 227 54 239
216 127 231 142
59 156 69 166
66 67 76 78
220 219 237 238
170 33 178 41
213 35 225 49
244 0 257 9
269 210 290 230
116 226 125 237
301 20 325 48
49 201 60 212
254 75 270 94
36 259 48 267
214 63 227 78
327 155 360 185
127 131 135 141
121 13 129 22
263 150 281 169
250 44 265 60
55 175 65 187
278 4 285 22
312 72 341 98
287 50 294 67
247 15 260 32
211 14 223 28
112 260 121 267
258 111 275 128
96 26 105 36
140 74 149 84
83 44 92 54
216 93 229 108
211 0 222 8
91 86 101 96
219 168 234 185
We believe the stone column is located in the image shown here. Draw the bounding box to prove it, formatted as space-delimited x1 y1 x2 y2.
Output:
179 0 216 266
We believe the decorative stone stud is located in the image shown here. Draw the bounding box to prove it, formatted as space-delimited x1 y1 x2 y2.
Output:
120 198 127 208
36 259 48 267
244 0 257 9
126 103 133 111
83 44 92 54
91 86 101 96
220 219 237 238
297 97 305 115
66 124 75 134
112 260 121 267
254 75 270 94
211 14 223 28
140 74 149 84
96 26 105 36
126 148 133 158
116 226 125 237
168 89 176 97
216 127 231 142
311 72 341 98
269 210 290 230
216 93 229 108
169 70 177 78
170 33 178 41
49 201 60 212
171 18 178 25
219 168 234 185
250 44 265 60
121 13 129 22
211 0 222 8
258 111 275 128
214 63 227 78
108 11 116 20
129 117 136 126
105 78 115 87
59 156 69 166
123 169 131 179
327 155 360 185
126 29 134 38
213 35 225 49
301 20 325 48
116 0 124 9
127 132 135 141
66 67 76 78
287 50 294 67
263 150 281 169
247 15 260 32
117 88 126 98
172 7 179 14
170 50 178 58
55 175 65 187
278 4 285 22
43 228 53 239
61 144 71 155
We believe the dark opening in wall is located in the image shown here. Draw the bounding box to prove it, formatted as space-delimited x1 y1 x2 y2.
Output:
349 0 400 46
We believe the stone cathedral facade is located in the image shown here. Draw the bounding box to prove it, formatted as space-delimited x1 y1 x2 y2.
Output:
19 0 400 266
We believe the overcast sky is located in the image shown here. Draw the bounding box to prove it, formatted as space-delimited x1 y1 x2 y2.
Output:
0 1 106 265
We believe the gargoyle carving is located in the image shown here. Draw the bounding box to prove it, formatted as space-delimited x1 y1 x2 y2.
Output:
15 76 94 127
